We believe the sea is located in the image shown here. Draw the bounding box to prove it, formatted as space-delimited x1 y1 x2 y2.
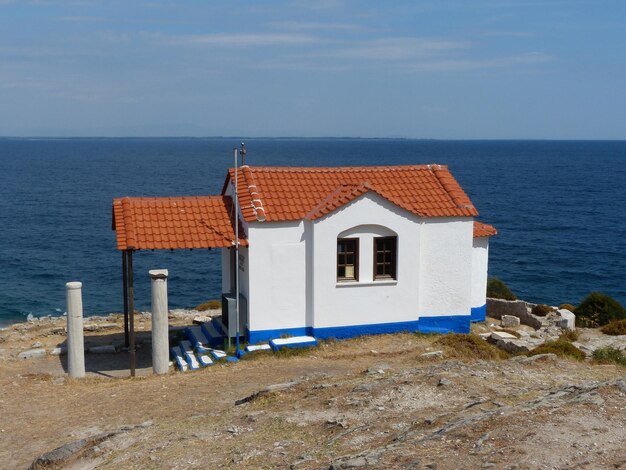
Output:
1 138 625 327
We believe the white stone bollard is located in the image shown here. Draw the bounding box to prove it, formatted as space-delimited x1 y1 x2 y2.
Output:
150 269 169 375
66 281 85 378
557 309 576 330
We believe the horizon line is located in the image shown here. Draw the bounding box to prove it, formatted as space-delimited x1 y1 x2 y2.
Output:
1 136 626 142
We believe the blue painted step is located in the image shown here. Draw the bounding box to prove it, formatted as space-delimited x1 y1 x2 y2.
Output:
269 336 318 351
179 340 200 370
184 326 212 353
170 346 188 372
200 319 225 347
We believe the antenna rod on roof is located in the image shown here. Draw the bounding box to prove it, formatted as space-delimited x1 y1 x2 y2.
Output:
241 142 246 166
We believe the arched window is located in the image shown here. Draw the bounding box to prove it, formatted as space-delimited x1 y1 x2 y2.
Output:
336 225 398 283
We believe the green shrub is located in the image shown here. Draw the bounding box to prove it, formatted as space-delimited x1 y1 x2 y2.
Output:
195 299 221 311
487 278 516 301
435 334 509 360
601 319 626 336
574 292 626 328
558 303 576 312
559 329 580 342
532 304 553 317
529 340 585 361
592 346 626 366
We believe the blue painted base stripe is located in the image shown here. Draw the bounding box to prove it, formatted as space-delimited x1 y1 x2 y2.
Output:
470 304 486 322
418 315 470 334
313 320 420 340
249 315 471 342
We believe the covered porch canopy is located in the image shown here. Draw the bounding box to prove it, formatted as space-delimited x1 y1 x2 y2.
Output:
112 195 247 375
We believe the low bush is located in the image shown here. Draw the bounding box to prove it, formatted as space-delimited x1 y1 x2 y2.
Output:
195 299 221 311
574 292 626 328
487 278 516 301
600 319 626 336
558 303 576 312
559 329 580 342
435 334 509 360
592 346 626 366
529 340 585 361
532 304 553 317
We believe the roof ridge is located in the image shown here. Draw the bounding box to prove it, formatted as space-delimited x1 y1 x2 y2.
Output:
245 164 444 173
430 165 477 213
241 165 266 222
304 182 371 220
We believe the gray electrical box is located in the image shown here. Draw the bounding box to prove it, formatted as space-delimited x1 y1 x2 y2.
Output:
221 293 248 338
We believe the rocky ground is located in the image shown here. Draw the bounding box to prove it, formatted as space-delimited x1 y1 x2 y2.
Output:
0 314 625 469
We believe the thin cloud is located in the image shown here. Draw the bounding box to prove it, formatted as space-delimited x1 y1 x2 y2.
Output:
271 21 361 31
408 51 551 72
290 0 343 10
481 31 536 37
57 15 102 22
147 32 320 47
322 37 470 61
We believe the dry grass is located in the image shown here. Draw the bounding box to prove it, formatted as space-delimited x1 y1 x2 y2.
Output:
529 340 586 361
195 299 221 311
601 319 626 336
559 329 581 342
434 334 509 360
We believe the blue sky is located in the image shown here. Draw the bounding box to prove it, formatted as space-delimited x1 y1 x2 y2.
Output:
0 0 625 138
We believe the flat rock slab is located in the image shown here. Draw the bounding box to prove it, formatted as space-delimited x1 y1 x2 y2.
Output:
49 347 67 356
420 350 443 358
17 348 46 360
491 331 517 341
496 339 531 354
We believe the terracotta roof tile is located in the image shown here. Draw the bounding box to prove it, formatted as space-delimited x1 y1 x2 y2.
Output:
473 221 497 238
223 164 479 222
112 196 247 251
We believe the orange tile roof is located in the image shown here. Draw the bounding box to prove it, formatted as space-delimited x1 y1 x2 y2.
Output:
112 196 247 251
223 164 479 222
473 221 497 238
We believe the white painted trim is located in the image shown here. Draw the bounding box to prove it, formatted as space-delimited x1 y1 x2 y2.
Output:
336 280 398 288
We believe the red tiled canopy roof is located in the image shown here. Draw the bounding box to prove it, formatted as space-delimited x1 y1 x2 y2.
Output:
112 196 247 250
222 164 479 223
473 221 497 238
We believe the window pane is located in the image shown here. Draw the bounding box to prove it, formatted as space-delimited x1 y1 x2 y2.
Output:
374 236 396 279
345 265 354 278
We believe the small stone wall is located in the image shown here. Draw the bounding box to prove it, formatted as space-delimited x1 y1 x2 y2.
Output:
486 298 543 329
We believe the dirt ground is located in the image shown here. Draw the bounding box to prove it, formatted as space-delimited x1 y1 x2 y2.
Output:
0 316 625 469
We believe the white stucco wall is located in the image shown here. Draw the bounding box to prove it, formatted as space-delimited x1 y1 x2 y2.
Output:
471 236 489 308
246 221 308 332
312 193 422 328
418 217 474 316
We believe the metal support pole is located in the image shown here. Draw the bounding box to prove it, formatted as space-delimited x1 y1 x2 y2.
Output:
234 146 241 357
150 269 169 375
128 250 136 377
66 281 85 378
122 250 129 348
